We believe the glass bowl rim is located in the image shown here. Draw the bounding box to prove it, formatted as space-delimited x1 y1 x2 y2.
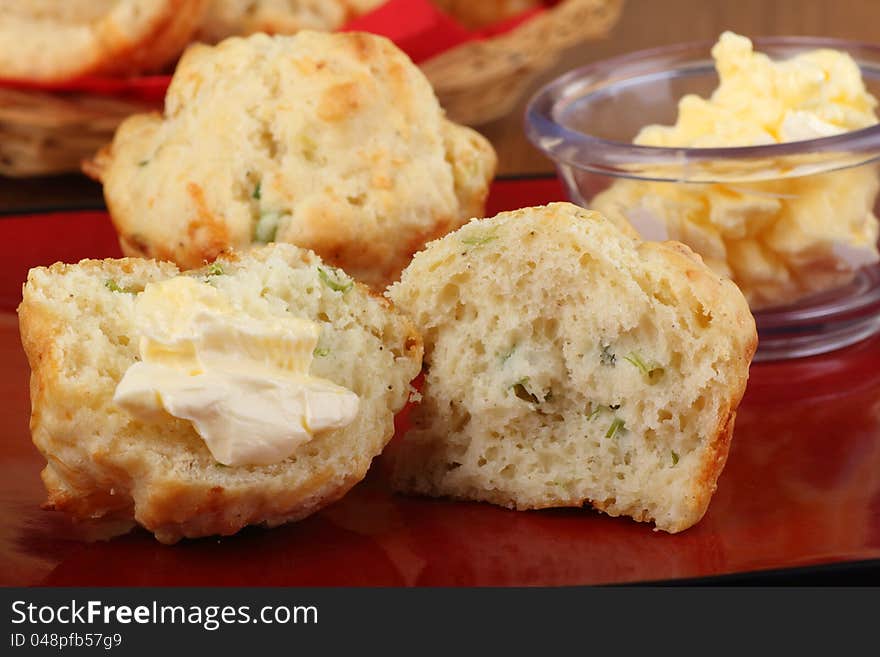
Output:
524 35 880 178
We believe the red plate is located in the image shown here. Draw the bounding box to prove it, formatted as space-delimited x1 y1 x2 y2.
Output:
2 177 879 586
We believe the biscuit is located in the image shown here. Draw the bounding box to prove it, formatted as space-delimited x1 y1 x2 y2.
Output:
197 0 385 43
19 243 422 544
0 0 209 83
88 31 497 289
386 202 756 533
592 166 880 310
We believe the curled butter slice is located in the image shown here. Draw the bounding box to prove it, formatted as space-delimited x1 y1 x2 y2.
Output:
114 276 359 466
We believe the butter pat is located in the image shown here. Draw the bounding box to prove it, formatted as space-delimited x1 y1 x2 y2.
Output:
592 32 880 309
114 277 359 466
635 31 878 148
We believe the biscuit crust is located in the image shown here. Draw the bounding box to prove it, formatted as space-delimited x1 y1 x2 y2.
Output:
197 0 386 43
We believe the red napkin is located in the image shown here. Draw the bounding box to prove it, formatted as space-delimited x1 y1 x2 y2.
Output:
343 0 471 63
0 0 546 100
343 0 544 63
0 74 171 102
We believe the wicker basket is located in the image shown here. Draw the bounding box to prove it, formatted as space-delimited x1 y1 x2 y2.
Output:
0 87 157 178
0 0 623 178
425 0 624 125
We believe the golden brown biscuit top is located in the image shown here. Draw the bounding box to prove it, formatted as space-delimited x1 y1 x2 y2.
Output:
96 30 496 287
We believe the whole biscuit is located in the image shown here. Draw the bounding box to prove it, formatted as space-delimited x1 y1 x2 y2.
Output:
90 31 497 289
0 0 209 83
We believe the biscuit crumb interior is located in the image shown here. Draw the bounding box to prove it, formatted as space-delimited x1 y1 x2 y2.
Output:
19 244 421 543
388 203 755 532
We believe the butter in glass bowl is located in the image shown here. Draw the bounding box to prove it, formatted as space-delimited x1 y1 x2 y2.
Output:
526 33 880 360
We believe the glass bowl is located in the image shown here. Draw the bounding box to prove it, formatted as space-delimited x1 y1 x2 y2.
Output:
525 37 880 361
